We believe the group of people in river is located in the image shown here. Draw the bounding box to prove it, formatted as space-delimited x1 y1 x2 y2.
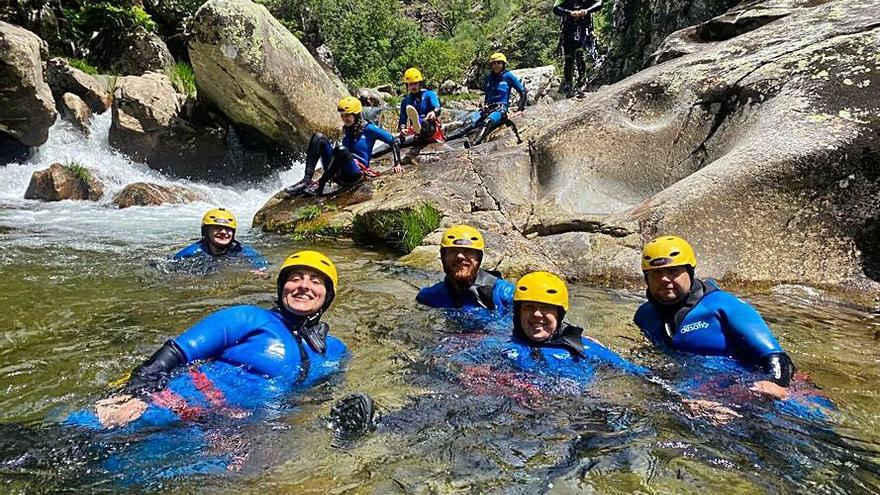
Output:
83 213 804 440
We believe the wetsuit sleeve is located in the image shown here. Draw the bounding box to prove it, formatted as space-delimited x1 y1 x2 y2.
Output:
553 0 575 16
759 352 795 387
171 306 263 363
367 124 401 166
716 293 785 361
120 340 188 396
427 90 441 115
173 241 202 260
506 72 528 111
398 97 408 127
493 279 516 309
584 338 648 375
416 282 450 308
239 245 269 270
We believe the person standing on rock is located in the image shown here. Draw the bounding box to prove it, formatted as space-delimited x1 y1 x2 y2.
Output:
416 225 515 311
173 208 269 272
285 96 402 196
554 0 603 95
398 67 444 146
445 53 527 146
634 235 796 399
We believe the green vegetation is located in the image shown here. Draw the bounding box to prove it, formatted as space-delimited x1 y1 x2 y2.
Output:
168 62 197 97
293 205 323 222
259 0 566 90
67 58 99 75
59 2 159 72
288 205 347 240
352 202 441 253
65 161 91 182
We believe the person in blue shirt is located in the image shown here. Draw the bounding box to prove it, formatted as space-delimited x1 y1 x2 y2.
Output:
633 235 796 400
446 52 528 146
416 224 515 312
398 67 444 146
285 96 402 197
173 208 268 271
79 251 358 430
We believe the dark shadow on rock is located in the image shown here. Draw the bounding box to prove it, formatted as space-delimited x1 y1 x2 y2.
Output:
0 132 30 164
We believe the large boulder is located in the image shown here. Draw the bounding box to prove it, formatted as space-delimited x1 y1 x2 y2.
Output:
108 72 231 179
188 0 349 149
510 66 557 106
46 58 112 113
0 21 57 147
116 32 175 76
24 163 104 201
112 182 206 208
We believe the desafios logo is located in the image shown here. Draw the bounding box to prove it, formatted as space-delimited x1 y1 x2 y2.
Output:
680 320 709 334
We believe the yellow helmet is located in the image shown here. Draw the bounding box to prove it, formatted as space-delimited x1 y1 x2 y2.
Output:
403 67 424 83
278 250 338 292
641 235 697 271
439 225 485 252
489 52 508 64
201 208 237 230
337 96 363 114
514 271 569 312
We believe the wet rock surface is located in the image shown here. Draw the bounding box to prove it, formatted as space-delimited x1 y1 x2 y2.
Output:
46 58 112 114
112 182 206 208
255 0 880 292
24 163 103 201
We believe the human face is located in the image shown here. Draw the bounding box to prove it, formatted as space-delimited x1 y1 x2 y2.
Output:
490 61 504 74
340 112 356 127
206 225 234 248
442 247 481 285
519 302 559 342
645 266 692 304
281 267 328 316
406 81 421 94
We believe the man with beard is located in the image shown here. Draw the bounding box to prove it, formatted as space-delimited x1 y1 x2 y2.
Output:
416 225 515 310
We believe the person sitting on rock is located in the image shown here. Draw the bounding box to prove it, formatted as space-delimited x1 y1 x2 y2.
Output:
398 67 444 146
634 235 796 399
416 225 515 311
445 53 527 146
285 96 402 196
173 208 268 271
553 0 602 95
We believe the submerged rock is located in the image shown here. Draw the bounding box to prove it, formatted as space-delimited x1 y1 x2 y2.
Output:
112 182 206 208
188 0 348 149
0 21 57 147
24 163 103 201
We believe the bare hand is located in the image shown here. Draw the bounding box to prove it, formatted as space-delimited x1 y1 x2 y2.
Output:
392 164 404 174
399 129 408 139
426 111 436 121
96 394 148 428
249 268 270 278
683 399 741 425
750 380 790 400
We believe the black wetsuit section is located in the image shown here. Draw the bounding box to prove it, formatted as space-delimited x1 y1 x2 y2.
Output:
554 0 602 91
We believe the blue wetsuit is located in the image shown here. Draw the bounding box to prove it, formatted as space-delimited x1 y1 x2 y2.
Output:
315 122 397 185
173 240 269 270
480 70 527 127
634 279 794 386
399 89 441 128
66 305 348 430
417 270 515 311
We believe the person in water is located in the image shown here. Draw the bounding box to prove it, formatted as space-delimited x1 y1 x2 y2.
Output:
446 53 527 146
285 96 402 196
398 67 444 145
553 0 602 95
633 235 795 399
173 207 268 271
416 225 515 311
90 250 371 430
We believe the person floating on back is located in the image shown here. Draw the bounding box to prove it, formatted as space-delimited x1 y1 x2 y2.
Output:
285 96 403 197
416 225 515 311
633 235 795 399
398 67 445 146
446 53 527 146
173 208 268 272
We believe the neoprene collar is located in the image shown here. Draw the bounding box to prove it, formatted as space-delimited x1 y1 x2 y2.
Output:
443 269 501 310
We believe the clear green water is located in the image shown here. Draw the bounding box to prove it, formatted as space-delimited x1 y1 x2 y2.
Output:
1 118 879 494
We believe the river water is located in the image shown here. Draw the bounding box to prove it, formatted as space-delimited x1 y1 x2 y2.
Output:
1 116 879 493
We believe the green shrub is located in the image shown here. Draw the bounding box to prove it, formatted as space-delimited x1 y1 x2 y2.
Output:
168 62 197 96
352 203 441 254
67 58 99 75
393 38 468 85
293 205 322 222
65 161 91 182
